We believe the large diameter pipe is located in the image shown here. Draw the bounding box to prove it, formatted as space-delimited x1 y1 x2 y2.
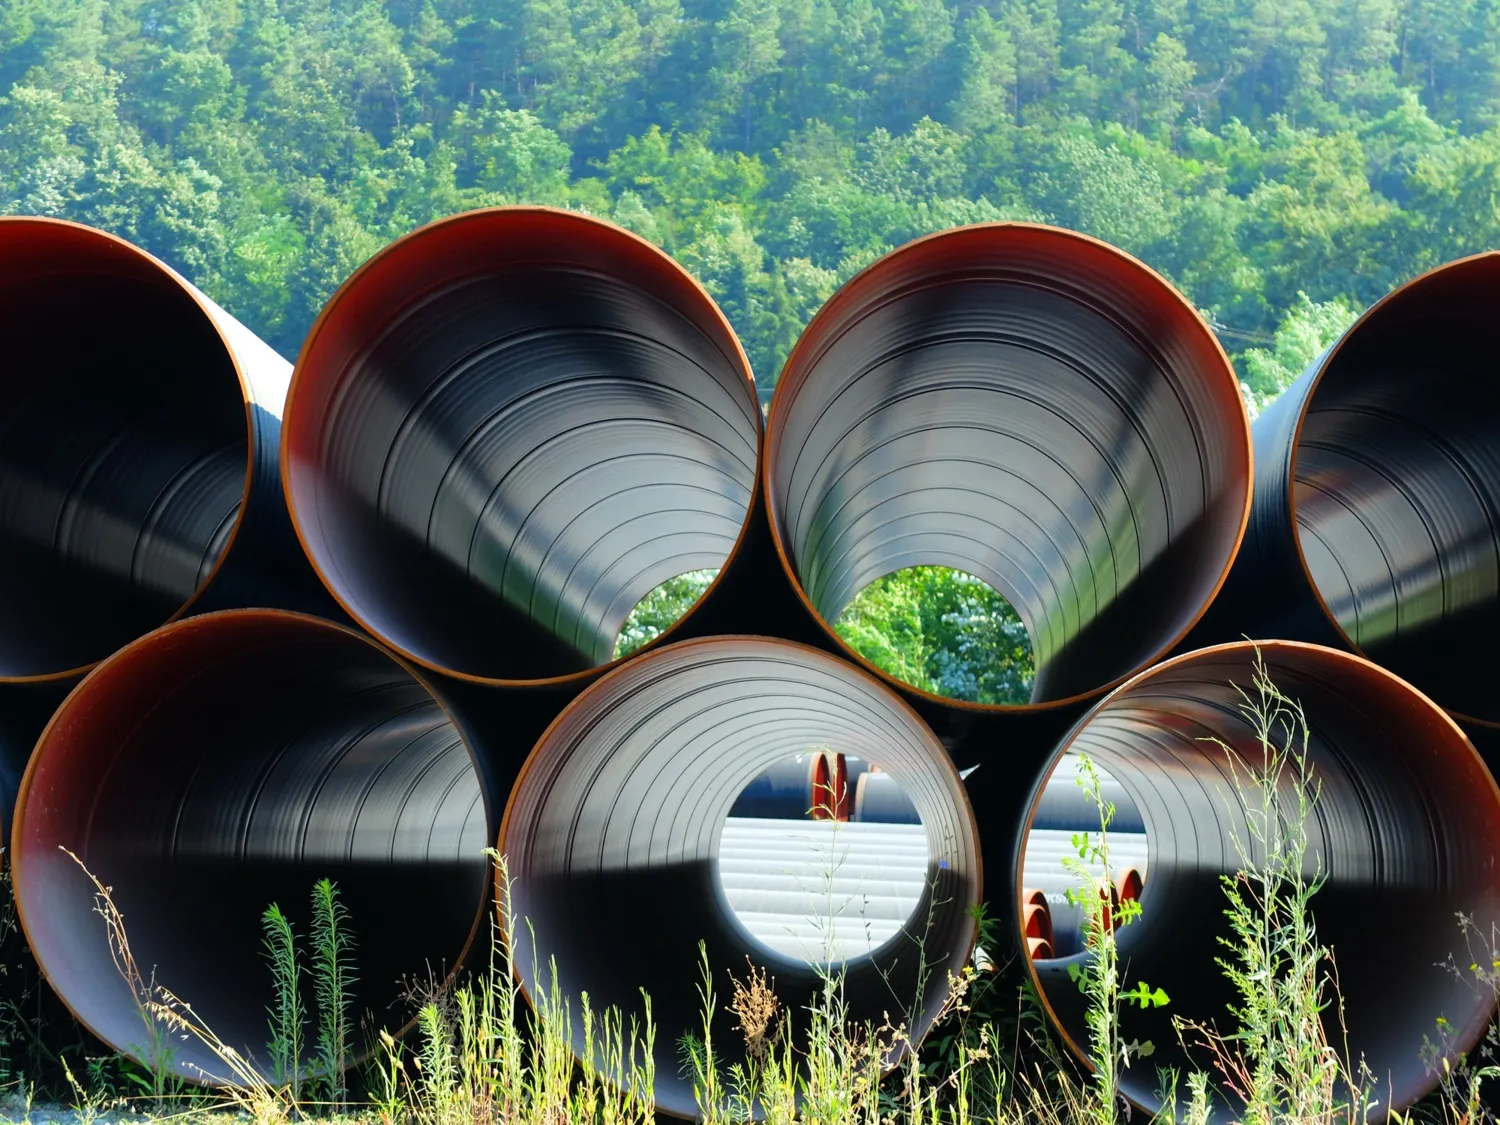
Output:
765 223 1252 717
1186 253 1500 726
1020 641 1500 1117
499 636 980 1118
9 610 493 1084
282 206 763 685
0 218 330 683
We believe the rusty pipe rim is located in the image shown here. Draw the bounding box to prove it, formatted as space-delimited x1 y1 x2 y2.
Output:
1276 252 1500 727
0 217 283 683
1018 639 1500 1118
498 634 982 1118
9 608 494 1084
283 206 762 688
764 222 1252 713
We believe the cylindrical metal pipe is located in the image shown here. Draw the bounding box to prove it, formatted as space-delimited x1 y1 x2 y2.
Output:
9 610 493 1084
0 218 329 683
283 206 763 685
1186 253 1500 726
500 636 980 1118
1019 641 1500 1116
765 223 1252 714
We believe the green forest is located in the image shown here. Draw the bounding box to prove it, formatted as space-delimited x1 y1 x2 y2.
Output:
2 0 1499 408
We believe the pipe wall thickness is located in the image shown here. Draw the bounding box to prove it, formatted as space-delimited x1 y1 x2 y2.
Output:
9 610 492 1083
1020 641 1500 1117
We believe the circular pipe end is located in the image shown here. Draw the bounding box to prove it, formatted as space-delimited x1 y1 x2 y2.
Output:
0 218 261 682
1020 640 1500 1116
10 609 492 1083
1282 252 1500 724
766 222 1251 713
500 635 980 1117
283 206 762 686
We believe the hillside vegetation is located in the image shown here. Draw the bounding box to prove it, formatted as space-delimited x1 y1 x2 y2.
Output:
2 0 1497 405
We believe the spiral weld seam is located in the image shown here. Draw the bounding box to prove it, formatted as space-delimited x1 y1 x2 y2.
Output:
499 634 981 1119
0 217 324 684
764 222 1253 715
1018 639 1500 1118
8 609 494 1083
282 206 763 687
1186 251 1500 726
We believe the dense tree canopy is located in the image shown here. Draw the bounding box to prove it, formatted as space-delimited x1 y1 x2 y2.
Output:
3 0 1499 400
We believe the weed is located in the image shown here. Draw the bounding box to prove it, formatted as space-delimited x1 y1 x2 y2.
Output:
311 876 357 1108
262 901 305 1102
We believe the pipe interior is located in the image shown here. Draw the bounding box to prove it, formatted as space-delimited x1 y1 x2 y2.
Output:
285 210 760 682
12 613 489 1083
501 637 978 1118
768 225 1249 705
0 226 248 679
1293 254 1500 722
1023 643 1500 1115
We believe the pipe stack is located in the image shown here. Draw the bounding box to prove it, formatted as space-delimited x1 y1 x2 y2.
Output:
2 208 1497 1121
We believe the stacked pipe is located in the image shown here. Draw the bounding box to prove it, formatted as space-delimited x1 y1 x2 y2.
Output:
0 207 1497 1123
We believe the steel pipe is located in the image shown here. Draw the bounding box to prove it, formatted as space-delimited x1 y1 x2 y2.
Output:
1187 253 1500 725
0 218 327 683
9 610 493 1084
1019 641 1500 1116
765 223 1252 711
500 636 980 1118
283 207 762 685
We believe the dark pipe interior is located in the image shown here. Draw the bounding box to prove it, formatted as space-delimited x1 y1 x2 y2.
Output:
500 636 979 1118
1290 253 1500 723
285 208 760 683
767 224 1250 706
0 222 249 680
1022 642 1500 1116
10 611 490 1083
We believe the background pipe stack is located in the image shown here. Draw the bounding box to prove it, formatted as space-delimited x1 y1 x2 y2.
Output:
0 208 1496 1120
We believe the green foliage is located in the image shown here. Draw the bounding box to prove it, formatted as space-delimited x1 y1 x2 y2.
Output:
834 566 1035 705
309 877 356 1108
613 568 718 659
1239 291 1360 414
2 0 1499 401
260 902 304 1100
1059 753 1164 1124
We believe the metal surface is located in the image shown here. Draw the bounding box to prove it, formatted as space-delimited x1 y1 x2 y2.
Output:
0 218 330 683
283 207 762 684
765 222 1252 710
499 635 980 1118
1186 253 1500 724
1019 641 1500 1117
9 610 493 1084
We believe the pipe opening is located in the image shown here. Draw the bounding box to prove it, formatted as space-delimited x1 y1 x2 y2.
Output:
833 565 1035 704
1022 642 1500 1115
720 752 931 963
10 611 490 1083
614 568 719 659
285 208 760 684
0 220 251 680
1021 753 1146 958
768 223 1250 707
1291 254 1500 723
500 637 978 1117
